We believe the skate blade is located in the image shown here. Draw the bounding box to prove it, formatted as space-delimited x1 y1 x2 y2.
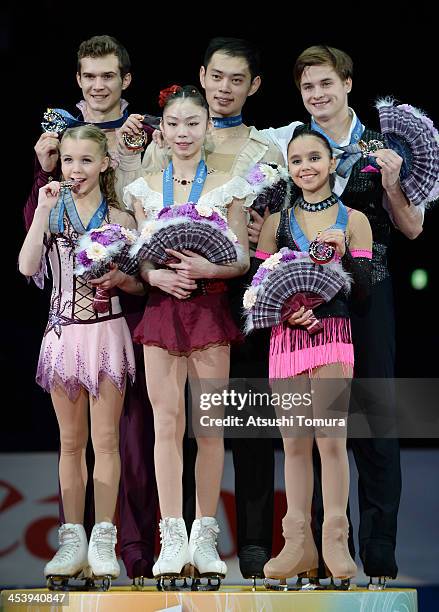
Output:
264 576 321 592
85 574 115 591
46 568 92 592
131 576 146 589
190 566 223 591
155 574 191 591
368 576 390 590
320 577 354 590
191 576 223 591
244 575 263 591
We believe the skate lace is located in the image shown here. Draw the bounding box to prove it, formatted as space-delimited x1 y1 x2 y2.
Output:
52 527 80 563
91 526 117 561
194 524 220 560
159 522 185 561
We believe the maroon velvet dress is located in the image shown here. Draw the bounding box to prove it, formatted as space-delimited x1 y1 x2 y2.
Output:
123 175 255 355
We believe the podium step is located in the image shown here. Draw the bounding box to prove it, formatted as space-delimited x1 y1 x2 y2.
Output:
1 586 418 611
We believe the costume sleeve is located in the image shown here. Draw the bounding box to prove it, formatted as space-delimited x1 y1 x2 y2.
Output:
258 121 303 165
343 210 373 301
23 157 55 231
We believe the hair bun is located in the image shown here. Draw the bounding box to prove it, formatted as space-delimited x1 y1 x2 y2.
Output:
158 85 182 108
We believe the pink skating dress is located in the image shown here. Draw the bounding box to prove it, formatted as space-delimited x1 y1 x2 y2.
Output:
35 215 136 400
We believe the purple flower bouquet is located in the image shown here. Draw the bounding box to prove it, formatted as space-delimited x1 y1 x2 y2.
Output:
74 224 139 313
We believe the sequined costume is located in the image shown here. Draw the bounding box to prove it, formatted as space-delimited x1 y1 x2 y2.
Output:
24 101 159 580
264 204 371 379
267 120 403 578
35 214 135 400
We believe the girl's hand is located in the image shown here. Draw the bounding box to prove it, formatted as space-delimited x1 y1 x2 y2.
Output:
146 268 197 299
37 181 61 211
165 249 216 280
317 228 346 257
89 263 124 290
287 306 314 327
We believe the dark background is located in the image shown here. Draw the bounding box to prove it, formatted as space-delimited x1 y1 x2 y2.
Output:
2 5 438 450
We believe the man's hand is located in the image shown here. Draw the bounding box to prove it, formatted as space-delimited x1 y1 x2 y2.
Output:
152 129 165 148
248 207 270 244
35 132 60 173
116 114 145 155
371 149 403 192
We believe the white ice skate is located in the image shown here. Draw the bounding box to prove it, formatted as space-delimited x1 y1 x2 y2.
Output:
44 523 89 590
153 517 190 590
189 517 227 590
87 522 120 589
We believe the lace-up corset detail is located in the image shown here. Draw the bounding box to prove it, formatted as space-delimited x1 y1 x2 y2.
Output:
44 215 122 337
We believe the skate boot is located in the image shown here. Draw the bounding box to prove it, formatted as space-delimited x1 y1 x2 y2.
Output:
45 523 89 590
362 539 398 590
322 515 356 590
263 515 319 591
239 544 271 590
87 522 120 591
189 517 226 591
153 517 191 591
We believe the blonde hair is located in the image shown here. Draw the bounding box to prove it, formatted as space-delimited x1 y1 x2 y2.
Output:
60 125 122 210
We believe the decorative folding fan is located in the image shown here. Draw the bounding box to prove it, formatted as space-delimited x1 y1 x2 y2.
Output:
361 99 439 206
130 203 241 265
246 163 292 215
243 248 351 333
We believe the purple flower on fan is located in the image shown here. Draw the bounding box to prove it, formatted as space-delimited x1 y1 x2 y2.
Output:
246 164 266 185
251 266 270 286
76 250 93 267
279 247 298 262
157 202 228 232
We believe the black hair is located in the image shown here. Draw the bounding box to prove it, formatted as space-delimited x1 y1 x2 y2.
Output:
203 37 261 81
288 126 333 158
161 85 209 117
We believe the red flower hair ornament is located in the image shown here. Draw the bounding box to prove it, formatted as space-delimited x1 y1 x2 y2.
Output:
158 85 182 108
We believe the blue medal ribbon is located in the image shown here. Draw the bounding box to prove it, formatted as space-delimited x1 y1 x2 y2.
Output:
162 160 208 207
211 114 243 129
311 116 365 178
289 197 348 252
49 188 108 234
50 107 130 130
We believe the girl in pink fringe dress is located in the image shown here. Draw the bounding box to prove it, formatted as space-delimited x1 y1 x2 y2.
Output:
253 127 372 588
19 125 143 587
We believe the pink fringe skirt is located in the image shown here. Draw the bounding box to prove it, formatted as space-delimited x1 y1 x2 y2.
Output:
269 317 354 379
36 316 136 401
